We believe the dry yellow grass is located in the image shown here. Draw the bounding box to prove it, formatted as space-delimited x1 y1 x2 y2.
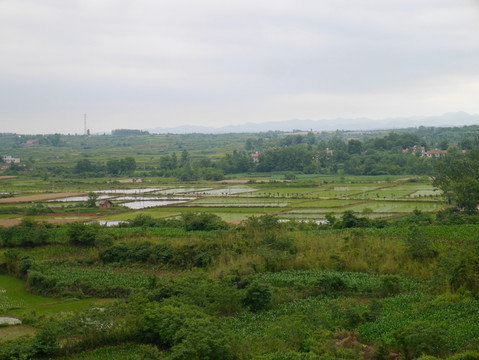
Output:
0 324 36 342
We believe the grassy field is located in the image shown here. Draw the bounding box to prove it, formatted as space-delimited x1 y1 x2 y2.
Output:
0 275 110 320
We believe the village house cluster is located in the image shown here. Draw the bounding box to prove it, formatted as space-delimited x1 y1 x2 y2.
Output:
401 146 466 158
1 155 20 164
1 155 21 169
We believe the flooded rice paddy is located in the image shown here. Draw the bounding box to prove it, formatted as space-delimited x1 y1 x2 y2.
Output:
30 182 446 222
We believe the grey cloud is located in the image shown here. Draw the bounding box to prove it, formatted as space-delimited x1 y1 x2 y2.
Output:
1 0 479 133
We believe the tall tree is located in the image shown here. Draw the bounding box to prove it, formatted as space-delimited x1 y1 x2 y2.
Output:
433 150 479 213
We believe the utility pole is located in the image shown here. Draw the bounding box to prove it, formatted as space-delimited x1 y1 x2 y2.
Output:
84 114 87 135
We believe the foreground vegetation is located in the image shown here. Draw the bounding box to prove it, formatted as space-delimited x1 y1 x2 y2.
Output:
1 127 479 359
1 209 479 359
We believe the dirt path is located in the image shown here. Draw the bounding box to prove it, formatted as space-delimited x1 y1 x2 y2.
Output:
216 179 250 184
0 219 21 227
0 192 85 204
0 325 36 342
0 176 17 180
0 215 96 227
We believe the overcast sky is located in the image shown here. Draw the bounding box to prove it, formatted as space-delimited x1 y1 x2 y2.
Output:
1 0 479 134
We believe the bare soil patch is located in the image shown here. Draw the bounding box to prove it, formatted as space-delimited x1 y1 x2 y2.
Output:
0 192 85 204
394 177 415 182
0 215 95 227
40 217 93 225
0 176 17 180
0 219 21 227
217 179 250 184
219 179 292 184
0 324 36 342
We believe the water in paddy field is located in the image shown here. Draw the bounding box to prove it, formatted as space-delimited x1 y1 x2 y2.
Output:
47 195 111 202
154 187 212 195
115 196 195 201
193 185 256 195
93 188 163 194
121 199 192 209
93 220 126 226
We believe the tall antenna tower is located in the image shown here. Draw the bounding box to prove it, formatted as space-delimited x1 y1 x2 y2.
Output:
84 114 87 135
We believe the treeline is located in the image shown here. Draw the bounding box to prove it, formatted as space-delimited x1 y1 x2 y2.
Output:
68 144 441 179
154 150 253 180
245 126 479 153
249 131 479 175
73 156 137 176
112 129 149 136
255 145 434 175
7 127 479 179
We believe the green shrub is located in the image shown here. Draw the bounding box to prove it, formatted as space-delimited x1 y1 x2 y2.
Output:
169 317 235 360
0 335 36 360
404 226 437 261
313 273 347 295
393 322 447 360
341 302 364 330
94 232 114 247
26 270 58 295
127 242 153 262
431 245 479 296
379 275 401 297
100 243 129 263
449 351 479 360
0 218 51 247
18 256 36 277
140 302 210 347
194 251 212 268
0 325 59 359
182 212 228 231
24 204 54 216
129 214 159 227
242 281 272 312
153 246 173 264
67 222 100 246
31 324 60 356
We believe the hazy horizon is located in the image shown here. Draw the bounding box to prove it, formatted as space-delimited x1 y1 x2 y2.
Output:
2 1 479 134
1 111 478 136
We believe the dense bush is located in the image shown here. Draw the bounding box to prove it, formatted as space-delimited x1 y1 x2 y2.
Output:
0 324 59 360
431 244 479 296
142 303 200 345
404 226 438 261
379 275 401 297
449 351 479 360
18 256 37 277
313 273 347 295
182 212 229 231
26 270 58 295
140 302 235 359
0 218 51 247
242 281 272 312
67 222 101 246
100 241 215 269
128 214 161 227
393 322 448 359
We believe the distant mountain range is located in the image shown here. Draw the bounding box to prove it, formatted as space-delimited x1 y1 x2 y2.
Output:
147 111 479 134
